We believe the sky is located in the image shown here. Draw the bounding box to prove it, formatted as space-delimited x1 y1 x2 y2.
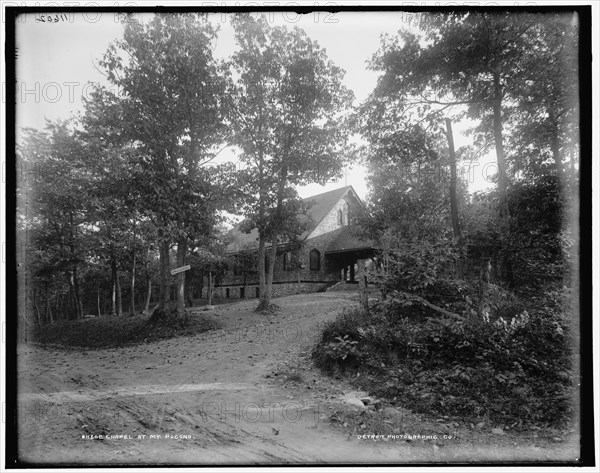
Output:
14 9 497 203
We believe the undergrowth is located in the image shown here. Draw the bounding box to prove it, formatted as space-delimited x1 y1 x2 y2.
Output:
31 312 223 349
312 285 574 428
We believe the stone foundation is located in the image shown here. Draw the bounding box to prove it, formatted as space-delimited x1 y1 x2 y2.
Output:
204 281 333 300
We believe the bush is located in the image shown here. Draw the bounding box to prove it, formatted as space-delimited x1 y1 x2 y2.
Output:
312 288 573 426
369 239 462 296
312 307 372 373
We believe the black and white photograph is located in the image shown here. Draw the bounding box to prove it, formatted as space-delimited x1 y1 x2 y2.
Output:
3 1 597 469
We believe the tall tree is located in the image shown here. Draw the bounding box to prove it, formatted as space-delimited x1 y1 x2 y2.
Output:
364 12 572 286
501 13 579 187
445 118 462 243
80 89 146 317
228 14 354 310
19 122 90 320
98 13 229 315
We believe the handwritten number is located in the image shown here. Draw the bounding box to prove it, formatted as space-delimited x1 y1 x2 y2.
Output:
35 14 69 23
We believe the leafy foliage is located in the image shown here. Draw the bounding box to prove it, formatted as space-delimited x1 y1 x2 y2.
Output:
370 239 462 296
228 14 354 308
18 14 241 325
324 335 360 361
359 12 579 289
311 308 371 373
462 175 568 289
97 13 232 313
313 286 573 426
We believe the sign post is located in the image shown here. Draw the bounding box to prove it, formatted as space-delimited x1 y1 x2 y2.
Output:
170 265 191 276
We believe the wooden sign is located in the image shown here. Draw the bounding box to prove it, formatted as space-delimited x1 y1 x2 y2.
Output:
170 265 191 276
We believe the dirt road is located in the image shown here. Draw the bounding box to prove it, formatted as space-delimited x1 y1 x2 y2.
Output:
17 293 578 465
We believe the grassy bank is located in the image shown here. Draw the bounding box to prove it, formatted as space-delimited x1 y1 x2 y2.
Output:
31 312 222 349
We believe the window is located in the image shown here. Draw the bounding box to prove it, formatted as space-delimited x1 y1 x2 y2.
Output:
309 249 321 271
233 256 242 276
283 251 293 271
338 203 350 226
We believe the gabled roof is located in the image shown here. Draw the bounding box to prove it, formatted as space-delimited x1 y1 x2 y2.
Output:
325 226 376 254
299 186 356 239
226 185 358 253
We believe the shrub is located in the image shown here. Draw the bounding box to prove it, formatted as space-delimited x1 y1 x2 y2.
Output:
312 307 371 373
312 288 573 426
324 335 360 361
369 239 462 296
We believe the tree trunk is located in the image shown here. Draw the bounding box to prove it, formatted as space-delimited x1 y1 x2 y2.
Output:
116 270 122 316
33 289 42 326
68 280 74 319
256 135 268 309
47 291 54 324
45 284 54 324
59 292 65 322
176 237 187 313
73 270 83 319
130 248 136 316
67 278 73 318
157 237 170 310
111 266 117 316
43 284 48 324
492 73 509 220
185 275 194 307
53 292 58 323
357 259 369 314
445 118 462 242
111 258 122 316
207 271 212 306
257 237 266 305
198 269 204 305
144 273 152 315
446 118 464 278
265 241 277 305
97 283 101 317
68 212 83 320
477 258 492 321
68 268 83 320
258 163 287 311
492 71 514 287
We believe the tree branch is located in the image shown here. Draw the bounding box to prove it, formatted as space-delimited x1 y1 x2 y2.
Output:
390 291 465 320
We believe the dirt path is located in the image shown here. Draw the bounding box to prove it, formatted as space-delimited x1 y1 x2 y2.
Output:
17 293 578 465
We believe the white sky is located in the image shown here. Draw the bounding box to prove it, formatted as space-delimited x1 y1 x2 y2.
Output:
14 9 508 201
